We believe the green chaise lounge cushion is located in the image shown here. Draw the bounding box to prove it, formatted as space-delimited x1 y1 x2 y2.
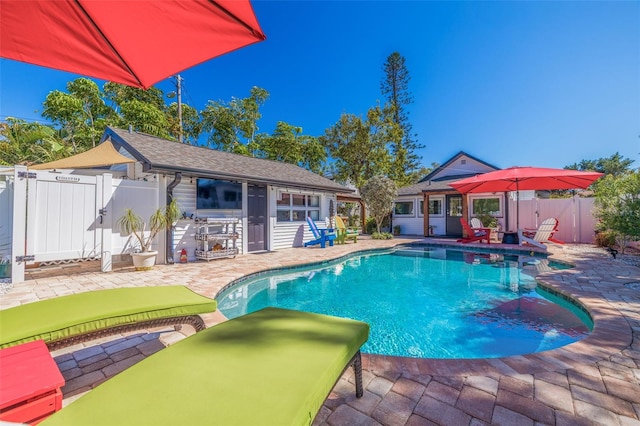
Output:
0 286 217 349
41 307 369 426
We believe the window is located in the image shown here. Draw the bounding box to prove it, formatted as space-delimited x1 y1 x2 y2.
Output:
277 192 320 222
394 201 414 216
197 179 242 210
470 196 502 216
420 199 443 216
449 197 463 217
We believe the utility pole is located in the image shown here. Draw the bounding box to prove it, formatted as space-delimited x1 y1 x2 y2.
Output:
174 75 183 143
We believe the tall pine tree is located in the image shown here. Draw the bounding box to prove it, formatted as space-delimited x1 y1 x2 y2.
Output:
380 52 423 186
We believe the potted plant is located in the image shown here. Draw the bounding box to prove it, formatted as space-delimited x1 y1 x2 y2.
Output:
117 199 181 271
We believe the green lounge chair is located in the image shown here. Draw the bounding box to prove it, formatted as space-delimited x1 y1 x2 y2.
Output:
335 216 358 244
0 286 217 350
41 307 369 426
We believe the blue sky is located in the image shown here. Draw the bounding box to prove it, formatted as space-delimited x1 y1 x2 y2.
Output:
1 1 638 171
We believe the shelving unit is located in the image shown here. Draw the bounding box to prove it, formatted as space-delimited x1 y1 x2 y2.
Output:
194 218 239 261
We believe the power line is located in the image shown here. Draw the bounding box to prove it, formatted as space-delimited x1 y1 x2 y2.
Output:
0 114 54 125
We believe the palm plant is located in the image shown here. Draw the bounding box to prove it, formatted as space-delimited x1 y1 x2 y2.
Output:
117 199 181 253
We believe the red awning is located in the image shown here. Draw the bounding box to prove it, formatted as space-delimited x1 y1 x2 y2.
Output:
1 0 266 89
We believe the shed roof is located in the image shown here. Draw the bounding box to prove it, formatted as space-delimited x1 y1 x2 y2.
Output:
104 127 351 193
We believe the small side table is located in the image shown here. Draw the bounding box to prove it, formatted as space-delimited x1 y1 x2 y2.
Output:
501 231 519 244
0 340 65 425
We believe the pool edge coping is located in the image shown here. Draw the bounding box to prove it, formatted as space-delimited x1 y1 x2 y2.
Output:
214 242 634 377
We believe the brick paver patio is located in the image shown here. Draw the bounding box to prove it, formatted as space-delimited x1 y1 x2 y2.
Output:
2 237 639 425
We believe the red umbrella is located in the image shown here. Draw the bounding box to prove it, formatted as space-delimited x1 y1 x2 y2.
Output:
450 167 604 193
0 0 266 89
450 166 604 229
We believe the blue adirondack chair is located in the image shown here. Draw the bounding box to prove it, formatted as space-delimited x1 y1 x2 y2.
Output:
304 217 336 248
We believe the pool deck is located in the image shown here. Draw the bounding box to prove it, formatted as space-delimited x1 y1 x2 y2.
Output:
2 237 639 425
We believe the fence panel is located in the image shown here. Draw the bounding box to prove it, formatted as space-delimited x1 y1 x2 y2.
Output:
29 172 101 262
110 179 159 254
506 196 597 243
537 198 575 242
577 198 597 243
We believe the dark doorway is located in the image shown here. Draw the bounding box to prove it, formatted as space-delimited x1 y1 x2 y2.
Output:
446 194 463 237
247 184 267 252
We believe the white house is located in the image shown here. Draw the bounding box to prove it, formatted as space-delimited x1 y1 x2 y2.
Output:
392 151 598 244
392 151 501 237
105 127 354 261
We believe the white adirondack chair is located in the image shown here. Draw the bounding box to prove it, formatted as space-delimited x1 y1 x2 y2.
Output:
518 218 561 249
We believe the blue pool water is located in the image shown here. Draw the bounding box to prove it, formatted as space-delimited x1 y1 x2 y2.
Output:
217 246 592 359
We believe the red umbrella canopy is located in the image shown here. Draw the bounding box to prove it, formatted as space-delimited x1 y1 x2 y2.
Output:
0 0 266 89
450 166 604 194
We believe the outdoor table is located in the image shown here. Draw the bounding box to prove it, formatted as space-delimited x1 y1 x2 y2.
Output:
0 340 65 425
500 231 519 244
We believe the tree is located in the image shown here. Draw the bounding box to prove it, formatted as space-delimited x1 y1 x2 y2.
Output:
0 118 70 166
566 152 635 177
593 171 640 253
119 99 170 138
380 52 423 185
167 103 202 144
298 135 327 175
103 82 171 139
408 162 440 184
360 175 397 233
42 78 112 152
103 82 166 112
42 79 181 150
201 86 269 152
320 105 395 189
252 121 327 173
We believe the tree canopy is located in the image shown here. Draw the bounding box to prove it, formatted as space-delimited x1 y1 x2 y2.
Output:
380 52 423 186
360 175 397 233
566 152 635 176
593 170 640 252
3 79 330 174
0 118 71 166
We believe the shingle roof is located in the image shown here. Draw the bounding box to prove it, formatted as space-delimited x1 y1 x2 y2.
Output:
397 174 478 195
419 151 499 183
104 127 351 193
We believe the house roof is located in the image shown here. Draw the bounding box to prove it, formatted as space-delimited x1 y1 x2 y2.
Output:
104 127 351 193
419 151 499 183
398 151 501 196
398 174 478 195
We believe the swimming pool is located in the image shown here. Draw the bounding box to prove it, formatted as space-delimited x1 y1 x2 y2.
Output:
216 246 592 359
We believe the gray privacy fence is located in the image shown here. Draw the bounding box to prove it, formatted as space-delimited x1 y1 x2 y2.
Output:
507 196 597 243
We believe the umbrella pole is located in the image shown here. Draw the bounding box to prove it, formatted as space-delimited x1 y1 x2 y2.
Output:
516 180 520 231
504 192 509 231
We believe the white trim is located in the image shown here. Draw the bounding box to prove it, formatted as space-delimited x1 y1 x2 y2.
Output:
393 200 416 218
419 196 445 218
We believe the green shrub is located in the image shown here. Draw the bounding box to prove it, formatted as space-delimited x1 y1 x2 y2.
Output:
594 230 617 248
365 217 377 234
371 232 393 240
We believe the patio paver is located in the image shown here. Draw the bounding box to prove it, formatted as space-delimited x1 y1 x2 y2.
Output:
1 237 639 425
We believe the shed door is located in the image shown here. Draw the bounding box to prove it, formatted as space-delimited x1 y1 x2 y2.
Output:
247 184 267 252
445 194 463 237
